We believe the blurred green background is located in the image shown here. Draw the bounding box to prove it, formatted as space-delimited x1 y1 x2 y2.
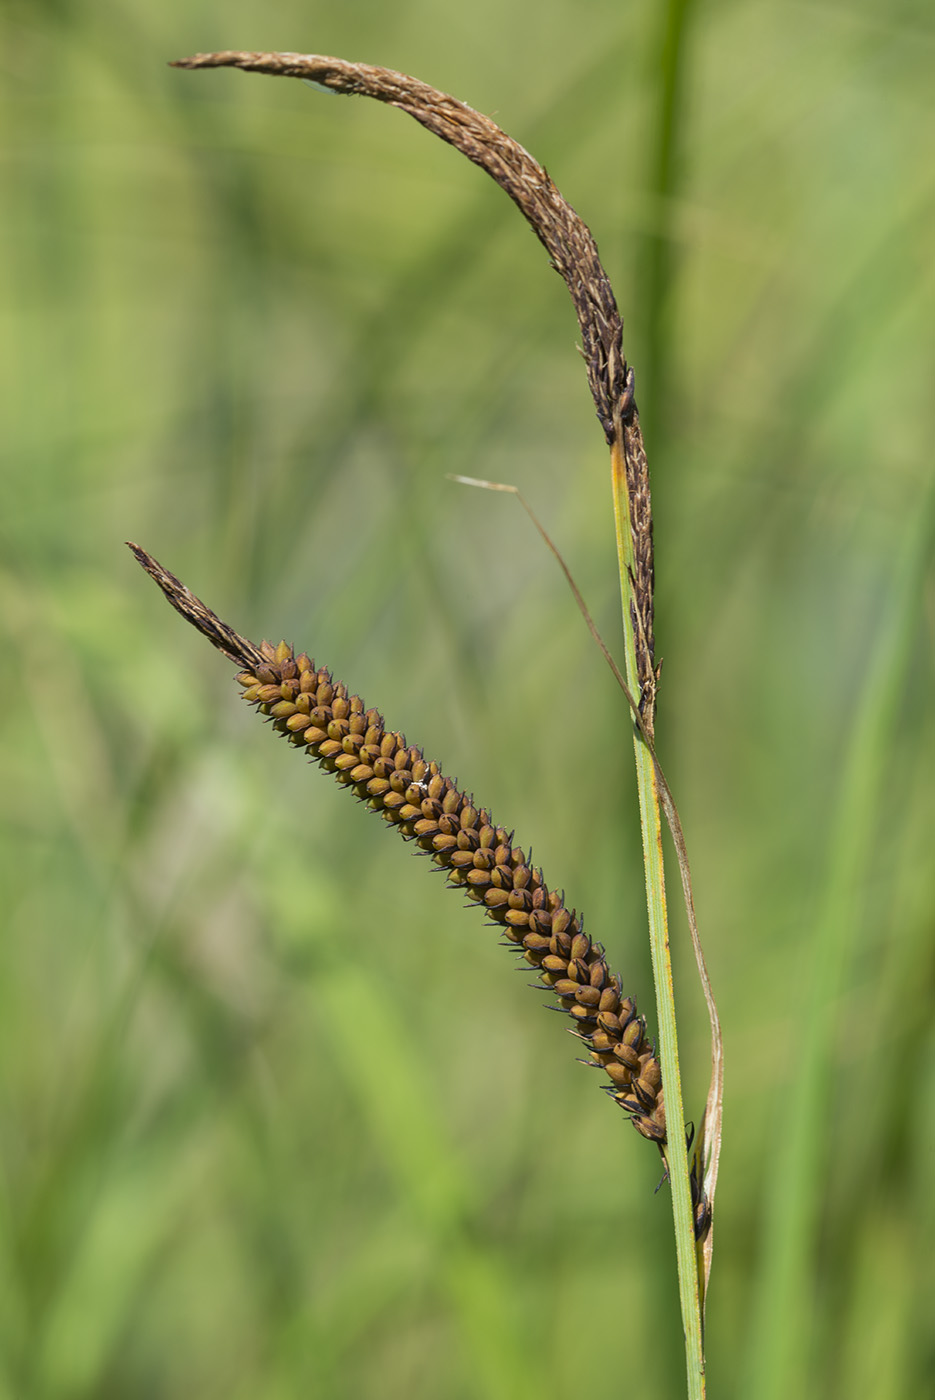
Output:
2 1 933 1396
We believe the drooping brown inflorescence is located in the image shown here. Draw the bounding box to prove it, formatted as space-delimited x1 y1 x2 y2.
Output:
129 544 666 1147
173 49 657 732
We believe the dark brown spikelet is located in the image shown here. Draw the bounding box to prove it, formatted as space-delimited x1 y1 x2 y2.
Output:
173 49 628 445
172 49 657 732
129 544 666 1147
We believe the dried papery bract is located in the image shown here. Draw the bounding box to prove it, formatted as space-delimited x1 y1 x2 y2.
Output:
128 544 666 1146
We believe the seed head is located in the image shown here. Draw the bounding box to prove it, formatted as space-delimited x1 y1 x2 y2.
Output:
237 636 667 1146
128 542 671 1156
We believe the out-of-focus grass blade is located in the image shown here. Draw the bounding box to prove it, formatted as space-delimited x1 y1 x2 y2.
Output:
311 952 547 1400
745 475 935 1398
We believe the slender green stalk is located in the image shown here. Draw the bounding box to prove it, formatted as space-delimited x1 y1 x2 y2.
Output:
639 0 698 439
611 437 705 1398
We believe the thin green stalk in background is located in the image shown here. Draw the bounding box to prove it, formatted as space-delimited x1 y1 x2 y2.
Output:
746 477 935 1398
639 0 697 441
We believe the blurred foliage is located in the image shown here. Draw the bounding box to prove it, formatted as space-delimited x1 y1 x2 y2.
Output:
2 1 934 1397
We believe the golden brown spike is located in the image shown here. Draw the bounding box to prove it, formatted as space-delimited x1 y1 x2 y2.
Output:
130 543 667 1148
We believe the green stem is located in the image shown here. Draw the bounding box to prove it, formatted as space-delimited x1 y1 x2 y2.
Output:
639 0 698 442
611 437 705 1399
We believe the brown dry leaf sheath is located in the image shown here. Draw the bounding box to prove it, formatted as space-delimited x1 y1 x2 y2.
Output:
129 543 667 1148
173 50 656 730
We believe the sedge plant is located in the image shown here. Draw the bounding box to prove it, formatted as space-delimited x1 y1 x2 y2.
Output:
133 49 722 1399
